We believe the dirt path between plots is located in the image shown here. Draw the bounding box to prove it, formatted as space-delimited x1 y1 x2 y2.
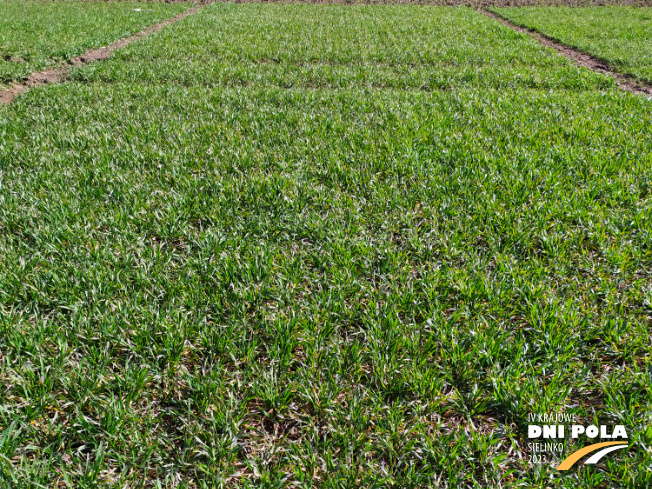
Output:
0 6 201 105
481 9 652 97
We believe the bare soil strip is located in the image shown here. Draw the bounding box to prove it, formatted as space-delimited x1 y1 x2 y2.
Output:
482 9 652 97
0 6 201 105
219 0 651 4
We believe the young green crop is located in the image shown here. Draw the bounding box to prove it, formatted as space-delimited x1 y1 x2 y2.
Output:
75 4 613 91
0 4 650 488
492 7 652 83
0 0 188 86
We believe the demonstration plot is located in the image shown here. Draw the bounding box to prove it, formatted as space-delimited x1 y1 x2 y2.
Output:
493 7 652 83
75 4 613 90
0 0 188 86
0 4 650 488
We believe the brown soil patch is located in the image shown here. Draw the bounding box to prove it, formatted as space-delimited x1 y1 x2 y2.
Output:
0 6 201 105
219 0 651 4
29 0 652 4
3 55 26 63
482 9 652 96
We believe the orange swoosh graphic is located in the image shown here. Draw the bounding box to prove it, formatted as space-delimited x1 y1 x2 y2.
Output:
556 442 628 470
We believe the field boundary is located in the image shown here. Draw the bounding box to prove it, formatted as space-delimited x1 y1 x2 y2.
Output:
0 6 201 105
4 5 652 105
482 9 652 97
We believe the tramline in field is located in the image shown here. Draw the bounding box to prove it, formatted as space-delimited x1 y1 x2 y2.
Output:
0 1 186 87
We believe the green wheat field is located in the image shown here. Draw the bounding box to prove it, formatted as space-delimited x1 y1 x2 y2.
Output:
0 2 650 487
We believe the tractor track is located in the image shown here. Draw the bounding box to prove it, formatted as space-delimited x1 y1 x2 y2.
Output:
481 8 652 97
0 6 202 105
3 4 651 104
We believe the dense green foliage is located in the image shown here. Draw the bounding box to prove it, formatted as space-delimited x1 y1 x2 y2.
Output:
76 4 612 90
0 0 187 86
493 7 652 83
0 4 650 488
